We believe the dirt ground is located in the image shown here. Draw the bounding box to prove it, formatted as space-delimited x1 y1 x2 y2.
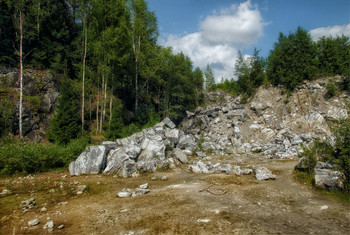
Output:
1 155 349 235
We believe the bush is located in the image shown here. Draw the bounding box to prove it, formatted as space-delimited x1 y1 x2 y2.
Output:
297 118 350 192
325 83 337 99
0 136 89 175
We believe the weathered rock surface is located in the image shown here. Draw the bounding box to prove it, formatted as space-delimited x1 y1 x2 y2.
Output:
0 68 59 140
314 162 345 190
254 167 276 181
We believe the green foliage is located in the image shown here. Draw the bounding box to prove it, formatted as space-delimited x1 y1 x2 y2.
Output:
0 136 89 175
47 80 81 145
317 36 350 76
235 49 266 97
325 83 337 99
24 95 41 111
204 64 216 91
298 118 350 191
267 27 318 91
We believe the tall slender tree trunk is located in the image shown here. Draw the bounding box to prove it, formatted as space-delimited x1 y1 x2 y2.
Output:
96 90 99 134
133 35 141 114
36 0 40 36
19 10 23 138
102 81 107 123
81 13 87 133
109 91 113 125
99 74 104 133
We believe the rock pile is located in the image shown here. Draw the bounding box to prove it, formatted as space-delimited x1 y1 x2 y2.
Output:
117 183 150 198
70 118 196 177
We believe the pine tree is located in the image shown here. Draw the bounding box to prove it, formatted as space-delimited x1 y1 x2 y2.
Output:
48 80 81 145
204 64 215 91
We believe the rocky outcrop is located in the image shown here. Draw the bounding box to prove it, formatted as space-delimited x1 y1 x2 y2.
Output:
69 118 190 177
69 77 349 179
0 68 59 140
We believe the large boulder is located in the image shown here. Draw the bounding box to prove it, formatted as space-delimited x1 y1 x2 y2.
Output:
314 162 345 191
254 167 276 181
171 148 188 164
69 145 109 176
103 148 130 175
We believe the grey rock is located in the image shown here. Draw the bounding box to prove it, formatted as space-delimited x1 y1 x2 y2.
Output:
132 188 150 197
161 176 168 181
196 151 207 159
20 198 36 211
178 134 197 151
69 145 109 176
103 148 130 175
163 117 176 129
58 225 65 230
227 109 246 121
28 219 40 226
165 128 180 146
119 160 137 178
326 107 348 121
314 168 345 191
171 148 188 164
139 183 149 189
254 167 276 181
43 221 54 229
118 188 132 198
217 164 232 174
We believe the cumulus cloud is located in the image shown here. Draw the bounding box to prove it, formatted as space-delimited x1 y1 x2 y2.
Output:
309 24 350 41
201 1 263 46
162 0 264 82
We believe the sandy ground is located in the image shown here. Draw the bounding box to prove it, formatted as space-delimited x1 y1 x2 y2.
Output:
1 156 349 234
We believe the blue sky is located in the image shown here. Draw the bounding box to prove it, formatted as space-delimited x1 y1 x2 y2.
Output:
147 0 350 82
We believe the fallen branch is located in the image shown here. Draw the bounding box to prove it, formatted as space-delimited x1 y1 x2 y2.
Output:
199 184 227 195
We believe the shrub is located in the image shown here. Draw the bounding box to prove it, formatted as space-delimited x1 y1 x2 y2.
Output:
325 83 337 99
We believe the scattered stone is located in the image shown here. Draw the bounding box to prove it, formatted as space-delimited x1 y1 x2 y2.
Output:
120 209 128 213
0 189 11 196
196 219 211 223
161 176 168 181
43 220 54 229
139 183 149 189
58 224 65 230
40 207 47 213
118 188 132 198
49 189 55 193
28 219 40 226
20 198 36 211
76 185 87 195
131 188 150 197
320 205 328 210
151 176 157 181
254 167 276 181
163 117 176 129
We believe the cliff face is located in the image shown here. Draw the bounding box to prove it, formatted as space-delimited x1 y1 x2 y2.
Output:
0 68 59 140
181 76 349 159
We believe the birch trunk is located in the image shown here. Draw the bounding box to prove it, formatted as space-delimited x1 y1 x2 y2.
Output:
81 13 87 133
19 10 23 138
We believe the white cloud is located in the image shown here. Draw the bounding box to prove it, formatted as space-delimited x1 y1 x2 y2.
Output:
201 0 263 46
162 0 264 83
309 24 350 41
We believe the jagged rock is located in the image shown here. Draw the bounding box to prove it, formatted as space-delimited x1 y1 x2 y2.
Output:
163 117 176 129
103 148 130 175
254 167 276 181
118 188 132 198
20 198 36 211
76 185 87 194
178 134 197 151
43 220 54 229
139 183 149 189
58 225 65 230
326 107 348 121
28 219 40 226
314 163 345 191
217 164 232 174
69 145 109 176
171 148 188 164
119 160 137 178
227 109 246 121
165 128 180 146
132 188 150 197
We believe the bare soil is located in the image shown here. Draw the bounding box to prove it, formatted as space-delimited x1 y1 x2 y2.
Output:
1 156 349 234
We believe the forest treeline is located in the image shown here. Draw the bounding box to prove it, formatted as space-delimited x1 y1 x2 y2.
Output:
0 0 204 143
0 0 349 145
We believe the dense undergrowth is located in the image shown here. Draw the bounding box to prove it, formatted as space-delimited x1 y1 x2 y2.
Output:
0 135 89 176
294 117 350 200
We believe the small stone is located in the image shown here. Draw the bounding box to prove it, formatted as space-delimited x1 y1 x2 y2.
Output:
28 219 40 226
161 176 168 181
40 207 47 212
196 219 210 223
58 224 65 230
151 176 157 181
120 209 128 213
118 188 132 198
43 220 54 229
320 205 328 210
61 175 67 178
131 188 150 197
49 189 55 193
139 183 149 189
61 201 68 205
